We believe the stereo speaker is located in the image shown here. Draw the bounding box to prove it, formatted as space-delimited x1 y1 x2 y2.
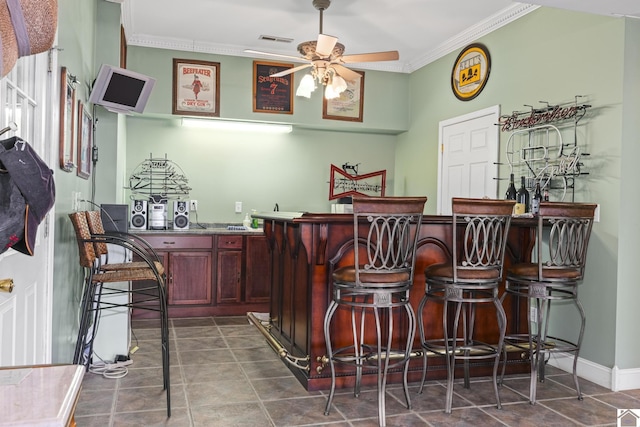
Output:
130 200 148 230
173 201 190 230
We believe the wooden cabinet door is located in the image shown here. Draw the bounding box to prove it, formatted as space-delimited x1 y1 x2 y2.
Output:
169 251 212 305
245 235 272 303
216 250 242 304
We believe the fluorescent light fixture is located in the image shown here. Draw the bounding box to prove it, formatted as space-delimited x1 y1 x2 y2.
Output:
181 118 292 133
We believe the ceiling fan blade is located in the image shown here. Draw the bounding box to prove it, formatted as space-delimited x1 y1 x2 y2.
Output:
341 50 400 63
332 64 362 82
244 49 306 63
270 63 313 77
315 34 338 58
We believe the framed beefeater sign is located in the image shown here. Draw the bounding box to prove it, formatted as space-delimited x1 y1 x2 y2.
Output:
172 58 220 117
253 61 294 114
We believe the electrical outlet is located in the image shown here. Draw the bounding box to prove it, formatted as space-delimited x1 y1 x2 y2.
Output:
71 191 81 211
190 200 198 211
530 306 538 323
235 201 242 213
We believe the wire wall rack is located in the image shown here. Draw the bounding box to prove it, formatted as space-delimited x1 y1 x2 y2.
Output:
497 96 591 202
127 153 191 202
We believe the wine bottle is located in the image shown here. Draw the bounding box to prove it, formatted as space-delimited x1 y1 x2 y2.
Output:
515 176 530 214
543 187 549 202
531 181 542 215
505 173 517 200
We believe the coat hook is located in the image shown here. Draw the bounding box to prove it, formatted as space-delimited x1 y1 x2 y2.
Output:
0 122 18 136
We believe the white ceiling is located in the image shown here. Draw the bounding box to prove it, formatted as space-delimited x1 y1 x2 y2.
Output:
116 0 640 74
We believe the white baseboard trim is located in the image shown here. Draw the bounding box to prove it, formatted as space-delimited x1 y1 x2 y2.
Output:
611 366 640 392
546 353 640 391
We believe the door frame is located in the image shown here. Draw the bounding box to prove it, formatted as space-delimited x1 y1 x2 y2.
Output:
0 49 57 365
436 104 500 214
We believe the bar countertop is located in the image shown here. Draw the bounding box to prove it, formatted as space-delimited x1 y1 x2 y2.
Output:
133 223 264 235
0 364 84 426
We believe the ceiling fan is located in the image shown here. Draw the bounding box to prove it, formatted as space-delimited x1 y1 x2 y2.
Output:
245 0 399 99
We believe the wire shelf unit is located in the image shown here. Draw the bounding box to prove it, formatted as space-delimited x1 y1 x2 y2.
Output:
127 153 191 202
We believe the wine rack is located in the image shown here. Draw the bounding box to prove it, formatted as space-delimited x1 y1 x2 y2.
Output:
498 96 590 202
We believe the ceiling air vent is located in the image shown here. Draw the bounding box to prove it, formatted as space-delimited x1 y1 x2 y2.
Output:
259 35 293 43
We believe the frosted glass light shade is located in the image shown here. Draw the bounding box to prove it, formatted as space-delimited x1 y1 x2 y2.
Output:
296 74 316 98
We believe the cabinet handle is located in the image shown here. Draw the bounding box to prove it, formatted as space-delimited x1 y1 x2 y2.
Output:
162 241 176 245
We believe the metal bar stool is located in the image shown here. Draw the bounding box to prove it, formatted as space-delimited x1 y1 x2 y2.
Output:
501 202 597 404
418 198 515 413
69 211 171 417
323 196 426 427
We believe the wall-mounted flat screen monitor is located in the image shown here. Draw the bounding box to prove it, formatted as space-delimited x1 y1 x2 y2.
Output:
88 64 156 114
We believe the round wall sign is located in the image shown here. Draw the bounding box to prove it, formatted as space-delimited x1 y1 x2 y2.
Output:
451 43 491 101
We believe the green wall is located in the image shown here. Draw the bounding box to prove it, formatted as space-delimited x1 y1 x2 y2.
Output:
396 7 631 369
92 2 128 206
126 118 397 222
121 46 411 223
616 17 640 372
51 0 101 363
127 46 409 134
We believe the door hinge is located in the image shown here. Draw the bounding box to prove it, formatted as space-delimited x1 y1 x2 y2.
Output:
43 214 49 238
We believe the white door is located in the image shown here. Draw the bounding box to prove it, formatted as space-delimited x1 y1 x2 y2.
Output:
437 105 500 215
0 52 55 366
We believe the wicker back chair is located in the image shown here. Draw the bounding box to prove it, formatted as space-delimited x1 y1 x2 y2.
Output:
69 211 171 417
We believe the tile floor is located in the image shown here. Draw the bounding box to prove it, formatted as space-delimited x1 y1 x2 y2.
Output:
75 316 637 426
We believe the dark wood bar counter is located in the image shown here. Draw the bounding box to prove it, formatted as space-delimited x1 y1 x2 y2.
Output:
252 211 535 391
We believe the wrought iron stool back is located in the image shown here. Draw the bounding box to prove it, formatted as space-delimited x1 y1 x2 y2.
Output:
323 196 426 427
418 198 515 413
501 201 596 404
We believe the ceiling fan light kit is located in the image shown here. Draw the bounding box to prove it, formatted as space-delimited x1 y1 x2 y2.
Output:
245 0 399 101
296 74 316 98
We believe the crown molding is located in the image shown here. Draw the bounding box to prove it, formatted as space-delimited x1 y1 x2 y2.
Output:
407 3 539 73
124 3 539 75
